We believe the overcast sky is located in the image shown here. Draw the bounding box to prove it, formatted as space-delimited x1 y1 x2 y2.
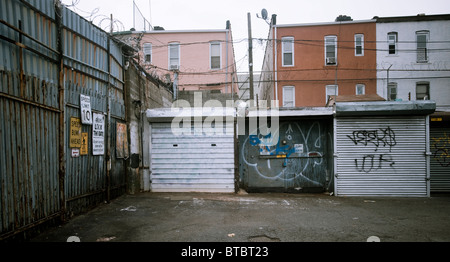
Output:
61 0 450 73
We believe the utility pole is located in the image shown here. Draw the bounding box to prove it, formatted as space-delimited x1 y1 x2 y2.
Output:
387 64 393 100
110 14 113 33
247 12 254 107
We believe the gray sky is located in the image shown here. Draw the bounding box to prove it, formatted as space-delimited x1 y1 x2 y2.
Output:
61 0 450 73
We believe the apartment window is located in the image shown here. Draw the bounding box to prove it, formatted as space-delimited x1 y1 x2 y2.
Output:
282 37 294 66
326 85 338 103
355 34 364 56
143 43 152 63
169 42 180 70
388 82 397 101
416 31 429 63
325 36 337 65
416 82 430 100
210 42 221 70
356 84 365 95
282 86 295 107
388 32 398 55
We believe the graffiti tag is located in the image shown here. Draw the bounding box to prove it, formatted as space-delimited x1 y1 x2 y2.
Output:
347 127 396 152
347 126 397 173
432 132 450 167
355 154 395 173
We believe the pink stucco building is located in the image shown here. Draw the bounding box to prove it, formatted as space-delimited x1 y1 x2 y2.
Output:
117 21 238 96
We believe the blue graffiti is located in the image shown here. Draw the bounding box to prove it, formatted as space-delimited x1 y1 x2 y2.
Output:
249 134 296 166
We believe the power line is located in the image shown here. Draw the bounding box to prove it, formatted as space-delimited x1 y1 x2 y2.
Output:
175 75 450 87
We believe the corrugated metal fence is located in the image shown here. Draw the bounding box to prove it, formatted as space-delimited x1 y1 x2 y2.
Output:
0 0 126 239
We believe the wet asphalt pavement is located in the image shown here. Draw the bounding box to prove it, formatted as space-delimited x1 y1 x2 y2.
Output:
30 191 450 243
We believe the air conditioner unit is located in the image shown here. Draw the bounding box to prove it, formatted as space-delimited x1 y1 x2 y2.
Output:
170 64 179 71
326 57 336 65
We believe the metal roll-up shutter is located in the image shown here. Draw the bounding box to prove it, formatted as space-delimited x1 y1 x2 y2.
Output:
150 122 235 193
335 116 428 196
430 127 450 192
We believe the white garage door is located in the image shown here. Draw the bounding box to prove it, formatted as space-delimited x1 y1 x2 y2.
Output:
150 122 235 192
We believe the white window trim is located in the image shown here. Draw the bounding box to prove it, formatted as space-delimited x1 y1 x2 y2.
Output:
324 36 337 66
168 42 180 70
282 86 295 107
355 34 364 56
210 41 222 70
388 82 397 101
325 85 338 103
416 81 430 100
282 37 294 67
416 31 430 63
143 43 152 64
356 84 365 95
388 32 398 56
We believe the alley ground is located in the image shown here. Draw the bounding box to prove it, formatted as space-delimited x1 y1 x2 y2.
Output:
20 191 450 259
29 191 450 242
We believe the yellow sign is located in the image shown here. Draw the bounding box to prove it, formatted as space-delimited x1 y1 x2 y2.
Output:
431 117 442 122
81 132 88 155
70 117 82 148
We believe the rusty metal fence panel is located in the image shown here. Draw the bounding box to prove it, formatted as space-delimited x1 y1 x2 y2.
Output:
1 0 127 238
61 6 126 215
0 0 61 238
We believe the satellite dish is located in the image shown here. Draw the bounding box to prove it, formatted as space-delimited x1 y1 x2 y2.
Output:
261 9 268 20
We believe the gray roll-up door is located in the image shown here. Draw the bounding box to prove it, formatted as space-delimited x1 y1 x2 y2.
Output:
150 122 235 192
335 116 429 196
430 127 450 192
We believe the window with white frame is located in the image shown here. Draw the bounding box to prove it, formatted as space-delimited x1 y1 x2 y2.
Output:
282 86 295 107
326 85 338 103
356 84 365 95
169 42 180 70
355 34 364 56
416 31 429 63
210 42 221 70
282 37 294 66
325 36 337 65
388 32 398 55
388 82 397 101
416 82 430 100
143 43 152 63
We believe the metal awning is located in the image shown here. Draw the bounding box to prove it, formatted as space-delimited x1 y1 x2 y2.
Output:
335 100 436 116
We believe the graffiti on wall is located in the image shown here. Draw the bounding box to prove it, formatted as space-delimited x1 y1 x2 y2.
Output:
242 121 327 187
346 127 397 152
432 132 450 167
354 154 396 173
347 127 397 173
